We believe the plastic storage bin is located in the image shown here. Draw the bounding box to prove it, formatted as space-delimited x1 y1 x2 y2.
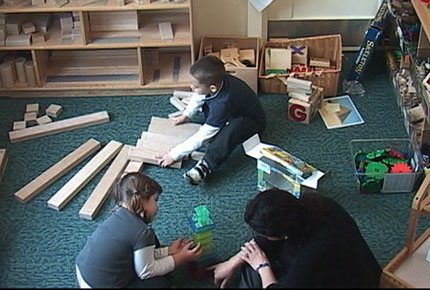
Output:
349 138 424 194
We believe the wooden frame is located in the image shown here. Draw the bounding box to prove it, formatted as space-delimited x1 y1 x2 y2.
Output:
382 172 430 288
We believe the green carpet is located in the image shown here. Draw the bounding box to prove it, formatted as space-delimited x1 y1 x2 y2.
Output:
0 51 425 288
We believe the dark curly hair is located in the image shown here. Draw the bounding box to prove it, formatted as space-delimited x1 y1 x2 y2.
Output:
244 188 315 238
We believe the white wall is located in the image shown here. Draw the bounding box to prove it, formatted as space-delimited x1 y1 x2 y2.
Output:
192 0 248 53
192 0 383 49
267 0 382 20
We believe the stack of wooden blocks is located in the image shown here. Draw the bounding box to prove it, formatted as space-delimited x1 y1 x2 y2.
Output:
0 55 37 88
286 77 323 124
128 116 201 169
12 103 63 131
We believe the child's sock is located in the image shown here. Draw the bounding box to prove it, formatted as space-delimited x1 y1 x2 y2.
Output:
184 159 211 185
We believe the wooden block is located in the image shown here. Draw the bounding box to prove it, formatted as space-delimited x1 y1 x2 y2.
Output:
47 0 68 6
9 111 110 143
15 56 27 84
47 140 123 211
170 96 187 111
148 116 200 140
21 22 36 34
309 57 330 68
36 115 52 125
158 21 173 41
265 48 291 73
31 32 46 44
26 103 39 114
288 45 308 65
24 112 37 126
239 49 255 66
6 22 21 35
0 62 15 88
14 139 101 203
168 110 184 119
45 104 63 117
287 87 323 124
32 0 46 5
24 60 37 86
190 151 204 162
6 34 31 46
79 144 130 220
220 48 246 68
77 0 100 6
128 146 182 169
13 120 26 130
0 149 7 186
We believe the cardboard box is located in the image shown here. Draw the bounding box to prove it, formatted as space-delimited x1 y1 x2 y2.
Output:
199 36 260 94
350 138 424 194
258 34 342 97
346 0 389 82
346 26 382 82
243 134 325 198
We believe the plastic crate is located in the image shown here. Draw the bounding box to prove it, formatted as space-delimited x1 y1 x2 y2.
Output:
349 138 423 194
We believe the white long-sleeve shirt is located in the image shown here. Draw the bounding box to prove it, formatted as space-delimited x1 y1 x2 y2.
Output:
169 89 223 161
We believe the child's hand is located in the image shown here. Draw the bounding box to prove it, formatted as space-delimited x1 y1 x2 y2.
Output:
168 238 191 255
171 115 189 126
156 152 175 167
172 240 202 265
168 238 184 255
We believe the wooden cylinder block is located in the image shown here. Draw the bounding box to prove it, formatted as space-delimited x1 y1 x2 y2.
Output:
4 56 17 82
15 56 27 84
0 62 15 88
24 60 36 86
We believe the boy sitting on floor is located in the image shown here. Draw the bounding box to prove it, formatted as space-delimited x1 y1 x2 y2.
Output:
156 55 266 185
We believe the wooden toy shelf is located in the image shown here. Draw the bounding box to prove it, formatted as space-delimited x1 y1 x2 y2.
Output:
0 0 194 96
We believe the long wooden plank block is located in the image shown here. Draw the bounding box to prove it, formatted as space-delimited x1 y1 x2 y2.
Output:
0 149 8 186
14 139 101 203
128 146 181 169
79 145 130 220
47 140 123 211
9 111 110 143
148 116 200 139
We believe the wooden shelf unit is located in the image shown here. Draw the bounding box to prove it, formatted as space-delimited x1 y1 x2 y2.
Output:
381 172 430 288
0 0 194 95
411 0 430 57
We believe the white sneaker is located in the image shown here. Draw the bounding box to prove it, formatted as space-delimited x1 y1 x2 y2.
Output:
184 160 211 185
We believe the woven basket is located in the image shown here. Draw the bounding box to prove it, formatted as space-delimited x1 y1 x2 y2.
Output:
259 34 342 97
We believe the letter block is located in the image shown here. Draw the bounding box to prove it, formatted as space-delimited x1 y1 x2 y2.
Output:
287 87 323 124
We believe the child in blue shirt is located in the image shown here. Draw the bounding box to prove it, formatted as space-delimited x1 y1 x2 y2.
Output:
157 56 266 185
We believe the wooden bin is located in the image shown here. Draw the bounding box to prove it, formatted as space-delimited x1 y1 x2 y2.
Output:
199 35 260 94
258 34 342 97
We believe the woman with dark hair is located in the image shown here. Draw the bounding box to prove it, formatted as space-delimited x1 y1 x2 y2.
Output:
211 188 382 288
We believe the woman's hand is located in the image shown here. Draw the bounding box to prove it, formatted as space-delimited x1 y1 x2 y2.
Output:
208 252 244 288
239 239 270 271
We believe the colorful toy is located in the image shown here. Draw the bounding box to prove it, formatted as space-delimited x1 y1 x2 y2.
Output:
353 146 415 194
187 205 217 280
